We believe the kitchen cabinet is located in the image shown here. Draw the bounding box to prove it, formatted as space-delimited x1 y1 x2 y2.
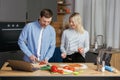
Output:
0 0 27 22
50 0 71 47
57 0 71 15
27 0 57 22
110 53 120 70
51 16 63 47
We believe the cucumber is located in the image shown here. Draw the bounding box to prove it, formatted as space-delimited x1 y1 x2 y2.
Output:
40 65 51 70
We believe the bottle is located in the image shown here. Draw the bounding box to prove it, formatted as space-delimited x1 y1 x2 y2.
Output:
101 61 105 72
95 41 98 50
105 65 118 73
105 65 113 72
96 57 101 71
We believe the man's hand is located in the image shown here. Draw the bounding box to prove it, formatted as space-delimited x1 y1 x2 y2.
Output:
29 55 38 63
40 59 48 64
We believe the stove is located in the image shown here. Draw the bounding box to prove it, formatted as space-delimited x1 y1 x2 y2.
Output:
0 22 25 52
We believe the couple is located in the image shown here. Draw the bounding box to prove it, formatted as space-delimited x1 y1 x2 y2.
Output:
18 9 89 64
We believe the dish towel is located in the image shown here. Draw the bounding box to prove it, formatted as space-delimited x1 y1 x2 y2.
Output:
37 28 44 60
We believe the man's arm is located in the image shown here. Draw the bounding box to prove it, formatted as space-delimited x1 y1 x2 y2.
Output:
44 28 56 61
18 24 33 58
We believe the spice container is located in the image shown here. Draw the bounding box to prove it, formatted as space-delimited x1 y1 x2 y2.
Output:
96 57 101 71
101 61 105 72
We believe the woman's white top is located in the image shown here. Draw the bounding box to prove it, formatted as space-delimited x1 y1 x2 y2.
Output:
60 29 89 57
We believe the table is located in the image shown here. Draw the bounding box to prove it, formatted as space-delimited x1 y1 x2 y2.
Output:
0 62 120 77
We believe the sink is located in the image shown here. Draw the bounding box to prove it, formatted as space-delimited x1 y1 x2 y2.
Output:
89 45 120 54
89 45 102 54
109 49 120 54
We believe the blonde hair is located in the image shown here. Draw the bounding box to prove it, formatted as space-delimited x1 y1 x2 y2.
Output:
69 12 85 34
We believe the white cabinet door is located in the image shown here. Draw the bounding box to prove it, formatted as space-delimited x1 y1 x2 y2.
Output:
0 0 27 22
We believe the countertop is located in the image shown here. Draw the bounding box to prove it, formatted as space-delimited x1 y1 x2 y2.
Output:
0 62 120 77
89 46 120 54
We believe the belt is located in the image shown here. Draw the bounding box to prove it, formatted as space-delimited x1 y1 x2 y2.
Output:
68 52 79 55
72 52 79 54
66 52 79 61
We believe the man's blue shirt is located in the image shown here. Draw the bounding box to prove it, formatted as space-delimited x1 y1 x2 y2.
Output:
18 20 56 62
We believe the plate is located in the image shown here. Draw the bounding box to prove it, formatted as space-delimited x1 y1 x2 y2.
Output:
59 64 68 67
77 64 88 69
59 63 88 69
69 63 88 69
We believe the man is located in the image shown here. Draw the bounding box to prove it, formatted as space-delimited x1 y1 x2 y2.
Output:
18 9 56 64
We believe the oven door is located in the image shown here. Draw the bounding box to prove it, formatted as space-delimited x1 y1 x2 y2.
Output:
0 28 22 52
1 28 22 44
0 22 25 52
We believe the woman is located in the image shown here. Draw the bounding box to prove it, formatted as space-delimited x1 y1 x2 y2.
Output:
60 12 89 62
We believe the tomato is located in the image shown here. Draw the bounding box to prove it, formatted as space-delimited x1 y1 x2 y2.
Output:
39 61 46 65
51 65 58 72
68 67 75 71
57 69 64 74
63 66 69 69
63 66 75 71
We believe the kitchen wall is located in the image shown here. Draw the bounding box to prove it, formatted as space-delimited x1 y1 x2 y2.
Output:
0 0 27 22
27 0 57 22
0 0 57 22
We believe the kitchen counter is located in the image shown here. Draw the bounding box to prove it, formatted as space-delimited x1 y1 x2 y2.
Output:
89 45 120 54
0 62 120 77
89 47 120 70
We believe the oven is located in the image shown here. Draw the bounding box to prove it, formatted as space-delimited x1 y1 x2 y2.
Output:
0 22 25 52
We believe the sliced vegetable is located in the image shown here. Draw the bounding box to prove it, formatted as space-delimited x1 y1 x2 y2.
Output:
62 69 73 73
57 69 64 74
40 65 51 70
63 66 69 69
63 66 75 71
39 61 46 65
73 71 80 75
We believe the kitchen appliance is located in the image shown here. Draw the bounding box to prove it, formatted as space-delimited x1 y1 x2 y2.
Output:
0 22 25 52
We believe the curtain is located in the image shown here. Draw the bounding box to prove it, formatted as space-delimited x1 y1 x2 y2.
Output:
75 0 120 49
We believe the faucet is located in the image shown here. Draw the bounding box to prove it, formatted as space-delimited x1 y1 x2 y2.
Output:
94 35 105 49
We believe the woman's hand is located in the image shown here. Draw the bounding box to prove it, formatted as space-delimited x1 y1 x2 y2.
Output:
61 53 67 59
78 47 84 54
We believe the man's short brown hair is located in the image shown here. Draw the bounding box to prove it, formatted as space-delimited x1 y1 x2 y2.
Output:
40 9 53 18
